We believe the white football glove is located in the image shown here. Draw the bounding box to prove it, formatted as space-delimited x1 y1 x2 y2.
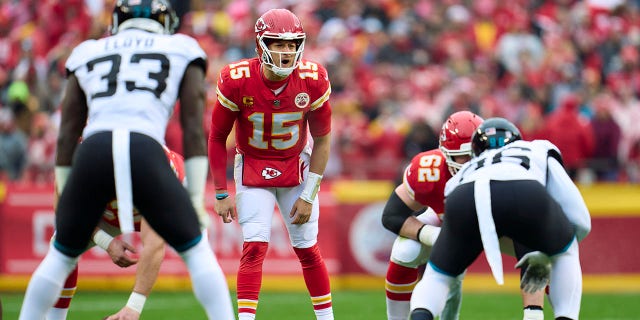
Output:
515 251 551 294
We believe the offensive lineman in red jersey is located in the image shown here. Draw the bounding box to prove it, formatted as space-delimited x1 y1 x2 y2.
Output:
208 8 333 320
382 111 483 320
47 147 186 320
383 111 547 320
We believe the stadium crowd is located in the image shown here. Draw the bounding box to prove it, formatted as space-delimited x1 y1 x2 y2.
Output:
1 0 640 184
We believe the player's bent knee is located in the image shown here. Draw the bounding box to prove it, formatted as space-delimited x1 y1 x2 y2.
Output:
390 236 430 268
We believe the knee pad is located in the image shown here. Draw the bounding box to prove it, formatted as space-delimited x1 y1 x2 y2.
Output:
390 236 431 268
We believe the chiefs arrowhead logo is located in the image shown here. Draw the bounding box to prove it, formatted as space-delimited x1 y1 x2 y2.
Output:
262 167 282 180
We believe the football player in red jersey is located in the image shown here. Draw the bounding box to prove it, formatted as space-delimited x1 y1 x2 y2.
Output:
382 111 483 320
409 118 588 320
208 8 333 320
46 147 187 320
383 111 549 320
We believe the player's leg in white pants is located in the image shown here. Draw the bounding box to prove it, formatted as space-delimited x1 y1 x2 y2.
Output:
19 245 79 320
548 238 582 320
386 236 430 320
274 153 334 320
386 209 462 320
180 234 235 320
410 263 458 318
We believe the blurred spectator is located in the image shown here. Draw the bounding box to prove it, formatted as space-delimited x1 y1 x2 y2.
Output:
495 7 545 80
588 94 622 181
23 111 56 183
609 84 640 182
627 138 640 182
0 108 28 180
542 93 595 180
402 120 439 161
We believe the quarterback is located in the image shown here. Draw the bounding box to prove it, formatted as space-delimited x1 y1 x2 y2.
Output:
209 8 334 320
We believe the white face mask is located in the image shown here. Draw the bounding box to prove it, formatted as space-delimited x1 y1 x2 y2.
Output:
257 35 305 77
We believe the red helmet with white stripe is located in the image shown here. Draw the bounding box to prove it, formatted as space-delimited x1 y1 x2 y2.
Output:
439 111 484 175
254 9 305 77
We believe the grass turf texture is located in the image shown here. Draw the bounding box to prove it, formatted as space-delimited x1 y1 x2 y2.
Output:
2 291 639 319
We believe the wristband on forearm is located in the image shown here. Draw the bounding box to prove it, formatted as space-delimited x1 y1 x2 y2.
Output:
93 229 114 251
417 224 441 247
126 291 147 313
300 172 322 203
54 166 71 194
185 156 208 201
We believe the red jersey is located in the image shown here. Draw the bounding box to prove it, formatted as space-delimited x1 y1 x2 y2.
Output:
209 58 332 189
401 149 452 217
102 147 186 231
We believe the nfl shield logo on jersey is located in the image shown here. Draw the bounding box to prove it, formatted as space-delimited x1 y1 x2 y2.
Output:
262 167 282 180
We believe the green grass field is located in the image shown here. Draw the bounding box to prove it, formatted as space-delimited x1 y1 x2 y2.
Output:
2 290 638 319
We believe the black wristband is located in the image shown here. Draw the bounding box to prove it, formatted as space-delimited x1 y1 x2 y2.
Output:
416 224 426 240
524 305 543 311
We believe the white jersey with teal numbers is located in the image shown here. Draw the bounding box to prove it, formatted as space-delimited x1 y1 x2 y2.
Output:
445 140 560 193
445 139 591 241
65 29 206 144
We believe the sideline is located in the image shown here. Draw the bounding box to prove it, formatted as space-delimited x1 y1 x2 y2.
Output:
1 274 639 293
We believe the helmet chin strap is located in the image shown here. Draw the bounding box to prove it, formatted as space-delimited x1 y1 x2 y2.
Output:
116 18 167 35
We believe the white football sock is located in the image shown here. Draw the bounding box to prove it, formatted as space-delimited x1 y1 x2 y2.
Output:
180 235 235 320
523 308 544 320
315 306 334 320
46 307 70 320
19 247 77 320
386 298 410 320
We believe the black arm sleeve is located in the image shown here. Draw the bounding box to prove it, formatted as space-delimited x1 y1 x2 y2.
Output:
381 191 414 235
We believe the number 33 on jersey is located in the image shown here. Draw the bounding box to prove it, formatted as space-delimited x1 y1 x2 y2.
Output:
214 58 332 160
64 31 206 143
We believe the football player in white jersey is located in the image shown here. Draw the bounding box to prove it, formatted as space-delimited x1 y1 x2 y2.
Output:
409 118 591 320
19 1 234 319
46 147 186 320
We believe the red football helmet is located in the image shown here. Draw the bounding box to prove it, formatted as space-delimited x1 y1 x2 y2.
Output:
255 9 306 77
439 111 484 175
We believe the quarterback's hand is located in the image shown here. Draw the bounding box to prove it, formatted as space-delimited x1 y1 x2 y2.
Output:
104 306 140 320
107 237 138 268
290 198 312 224
214 196 237 223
